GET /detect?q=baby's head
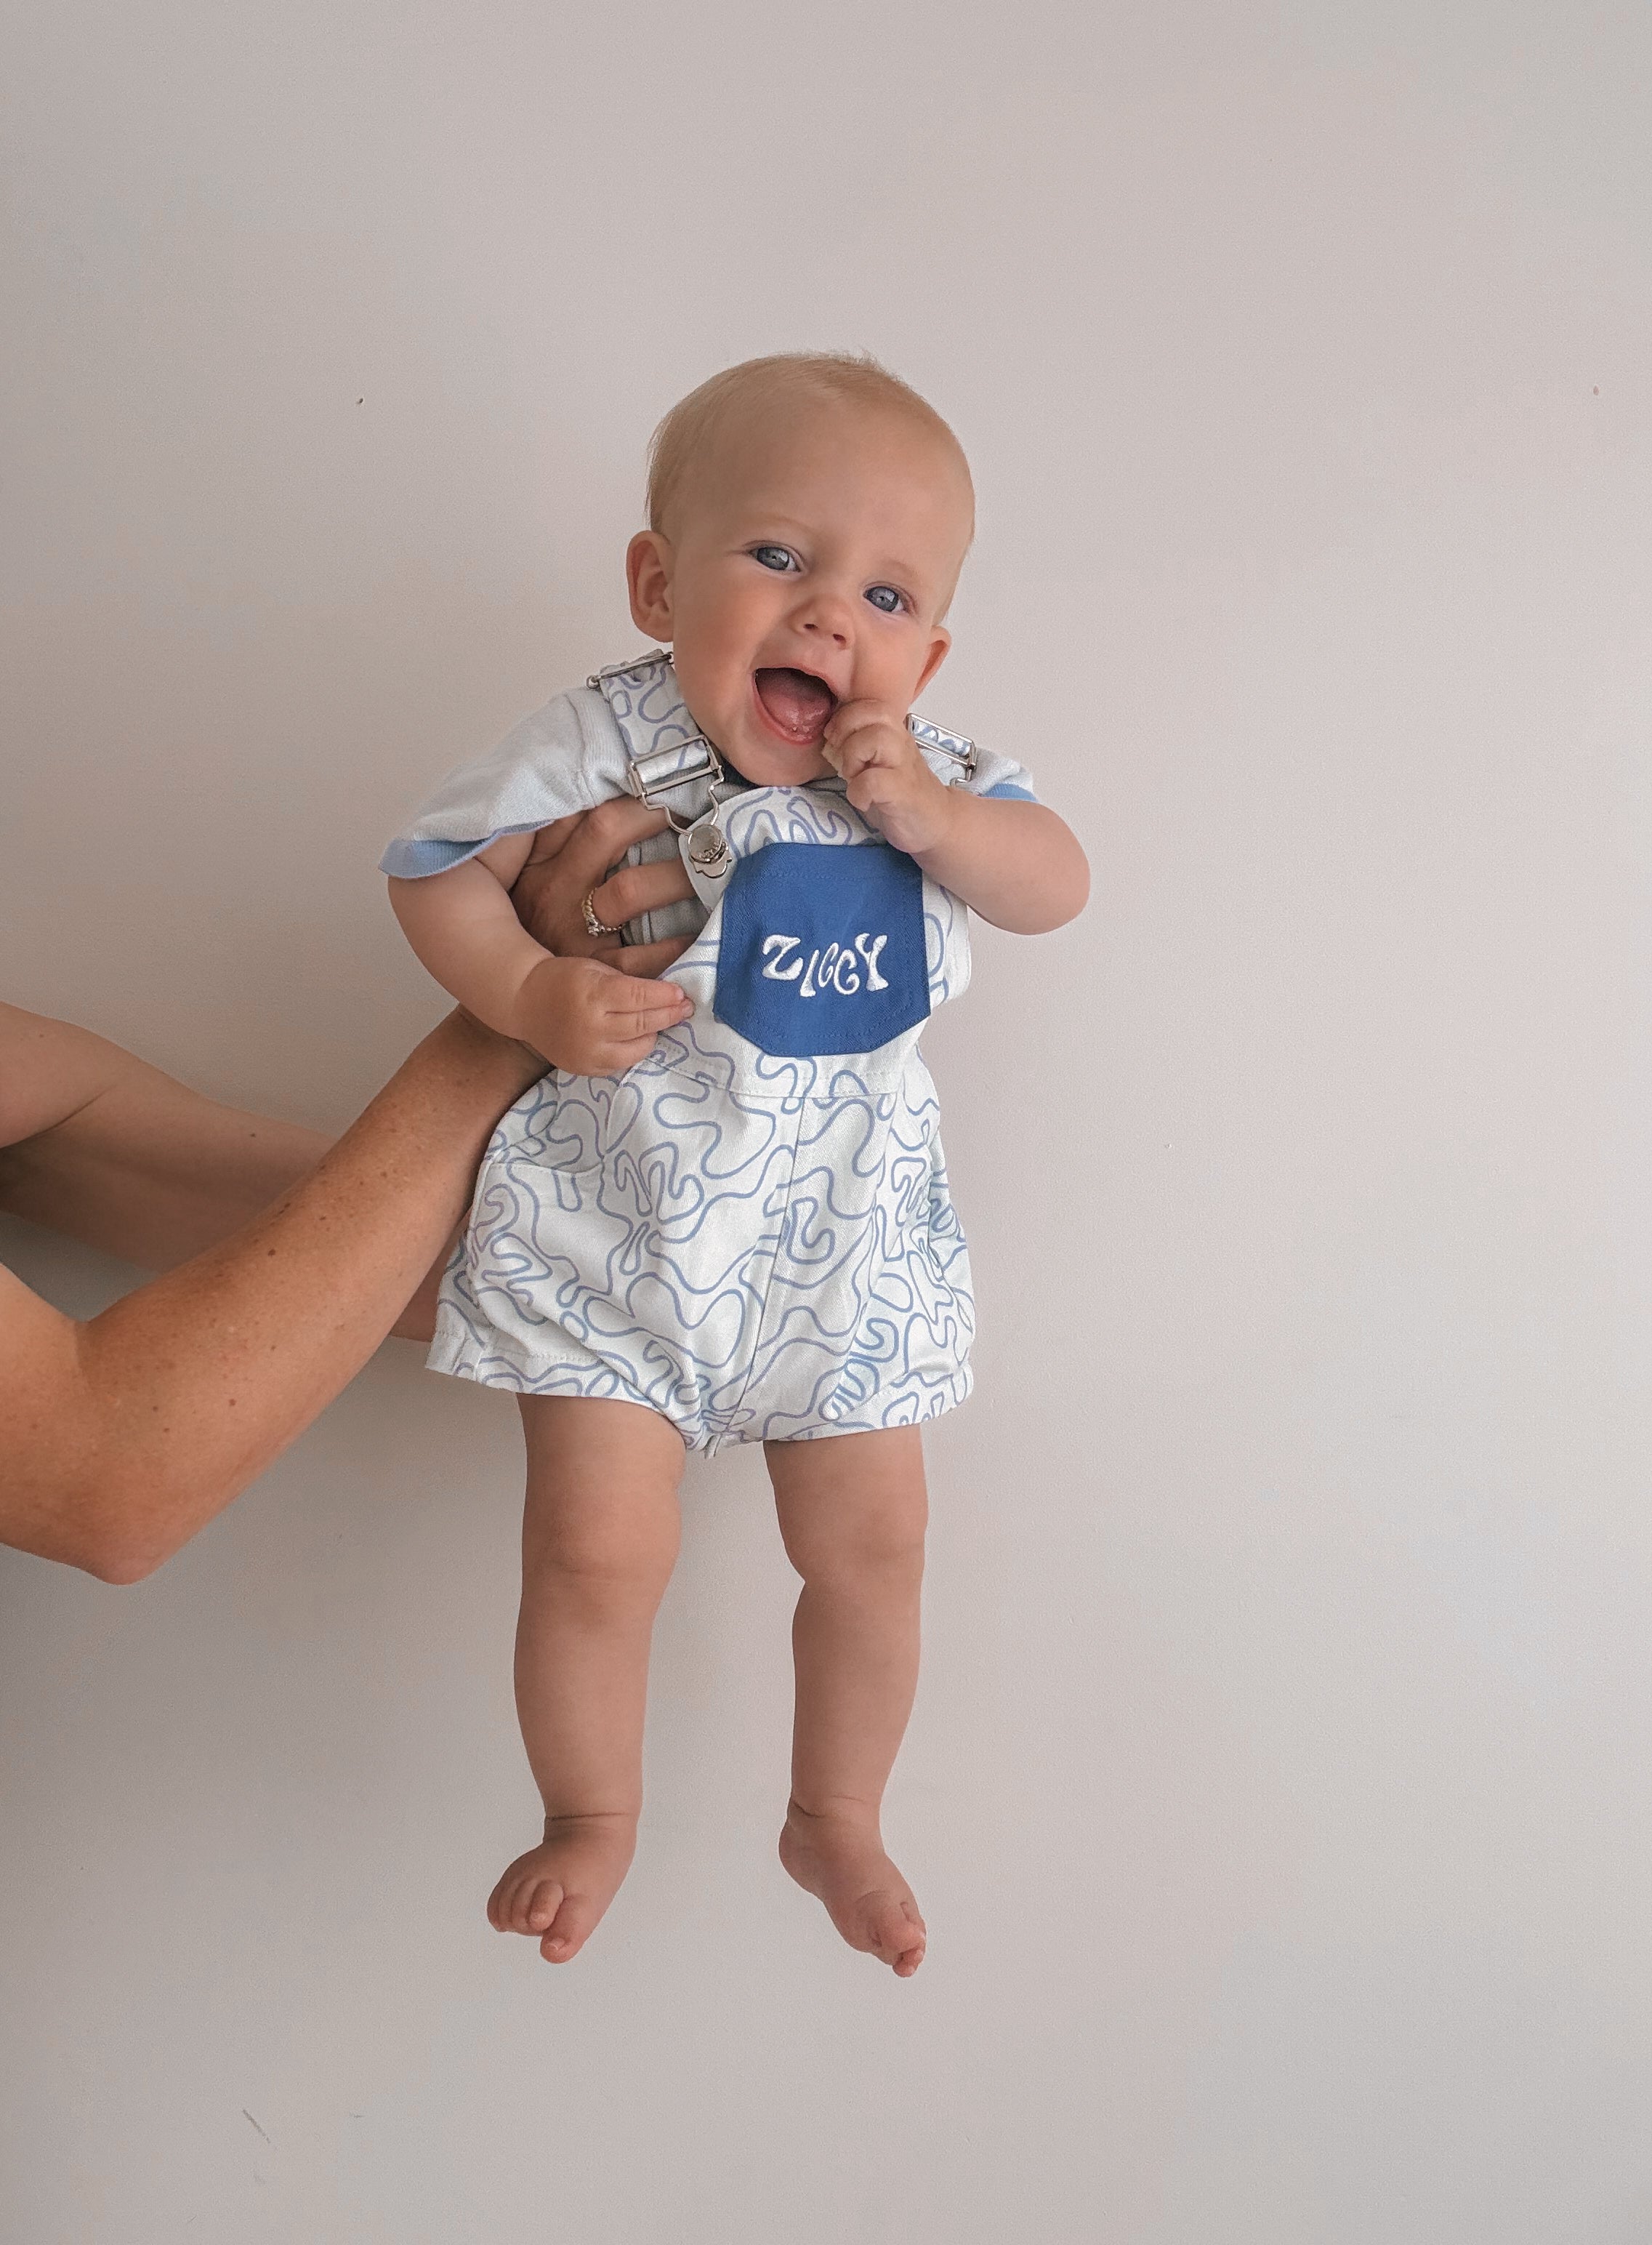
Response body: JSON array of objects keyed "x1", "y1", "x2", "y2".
[{"x1": 626, "y1": 353, "x2": 974, "y2": 786}]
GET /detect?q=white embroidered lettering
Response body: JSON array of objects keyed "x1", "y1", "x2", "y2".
[
  {"x1": 854, "y1": 933, "x2": 890, "y2": 991},
  {"x1": 758, "y1": 931, "x2": 893, "y2": 1000}
]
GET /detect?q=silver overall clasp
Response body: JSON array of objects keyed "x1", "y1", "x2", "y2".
[{"x1": 677, "y1": 798, "x2": 738, "y2": 911}]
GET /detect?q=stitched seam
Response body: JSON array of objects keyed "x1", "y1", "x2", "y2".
[{"x1": 717, "y1": 1099, "x2": 806, "y2": 1442}]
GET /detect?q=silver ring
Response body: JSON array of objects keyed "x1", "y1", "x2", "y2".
[{"x1": 581, "y1": 888, "x2": 623, "y2": 939}]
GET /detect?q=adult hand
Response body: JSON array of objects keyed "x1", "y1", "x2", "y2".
[{"x1": 510, "y1": 798, "x2": 696, "y2": 976}]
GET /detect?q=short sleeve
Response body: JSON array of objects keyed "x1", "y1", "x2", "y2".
[
  {"x1": 379, "y1": 687, "x2": 630, "y2": 879},
  {"x1": 967, "y1": 746, "x2": 1038, "y2": 803}
]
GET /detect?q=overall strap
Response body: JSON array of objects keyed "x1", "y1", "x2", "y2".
[
  {"x1": 906, "y1": 713, "x2": 978, "y2": 782},
  {"x1": 589, "y1": 651, "x2": 725, "y2": 828}
]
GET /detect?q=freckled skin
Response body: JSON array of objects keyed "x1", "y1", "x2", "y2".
[{"x1": 0, "y1": 1002, "x2": 547, "y2": 1580}]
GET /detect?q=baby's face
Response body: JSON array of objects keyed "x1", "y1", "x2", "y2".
[{"x1": 627, "y1": 401, "x2": 972, "y2": 786}]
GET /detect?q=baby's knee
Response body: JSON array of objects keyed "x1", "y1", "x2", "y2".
[
  {"x1": 791, "y1": 1507, "x2": 927, "y2": 1597},
  {"x1": 525, "y1": 1507, "x2": 677, "y2": 1611}
]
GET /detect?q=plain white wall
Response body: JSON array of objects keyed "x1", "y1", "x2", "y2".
[{"x1": 3, "y1": 3, "x2": 1649, "y2": 2238}]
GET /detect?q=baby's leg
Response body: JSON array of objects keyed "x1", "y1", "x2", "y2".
[
  {"x1": 767, "y1": 1426, "x2": 929, "y2": 1977},
  {"x1": 488, "y1": 1395, "x2": 684, "y2": 1963}
]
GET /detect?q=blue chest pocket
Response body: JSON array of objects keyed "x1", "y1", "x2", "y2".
[{"x1": 713, "y1": 842, "x2": 930, "y2": 1059}]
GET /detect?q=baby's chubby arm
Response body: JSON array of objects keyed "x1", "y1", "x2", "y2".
[
  {"x1": 389, "y1": 832, "x2": 693, "y2": 1076},
  {"x1": 823, "y1": 700, "x2": 1089, "y2": 934}
]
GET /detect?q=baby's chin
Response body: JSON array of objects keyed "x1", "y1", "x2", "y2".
[
  {"x1": 696, "y1": 696, "x2": 832, "y2": 786},
  {"x1": 674, "y1": 663, "x2": 832, "y2": 786},
  {"x1": 724, "y1": 737, "x2": 832, "y2": 787}
]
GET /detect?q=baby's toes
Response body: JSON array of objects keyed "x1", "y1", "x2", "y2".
[
  {"x1": 539, "y1": 1889, "x2": 599, "y2": 1964},
  {"x1": 487, "y1": 1866, "x2": 557, "y2": 1935},
  {"x1": 522, "y1": 1877, "x2": 565, "y2": 1935},
  {"x1": 866, "y1": 1897, "x2": 925, "y2": 1972}
]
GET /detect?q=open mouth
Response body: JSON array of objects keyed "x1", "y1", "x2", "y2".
[{"x1": 752, "y1": 667, "x2": 837, "y2": 746}]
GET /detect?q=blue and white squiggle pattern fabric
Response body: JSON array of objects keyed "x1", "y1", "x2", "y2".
[{"x1": 386, "y1": 654, "x2": 1035, "y2": 1452}]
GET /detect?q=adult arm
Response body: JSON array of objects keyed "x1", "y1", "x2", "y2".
[
  {"x1": 0, "y1": 1003, "x2": 331, "y2": 1271},
  {"x1": 0, "y1": 1012, "x2": 541, "y2": 1583},
  {"x1": 0, "y1": 798, "x2": 696, "y2": 1583},
  {"x1": 0, "y1": 803, "x2": 695, "y2": 1286},
  {"x1": 0, "y1": 1005, "x2": 462, "y2": 1347}
]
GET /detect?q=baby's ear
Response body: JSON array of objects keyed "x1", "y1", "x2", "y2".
[
  {"x1": 914, "y1": 625, "x2": 951, "y2": 698},
  {"x1": 626, "y1": 531, "x2": 674, "y2": 639}
]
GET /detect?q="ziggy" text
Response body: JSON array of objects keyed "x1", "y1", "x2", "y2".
[{"x1": 760, "y1": 932, "x2": 891, "y2": 997}]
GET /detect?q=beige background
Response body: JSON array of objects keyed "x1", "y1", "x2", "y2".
[{"x1": 3, "y1": 3, "x2": 1649, "y2": 2238}]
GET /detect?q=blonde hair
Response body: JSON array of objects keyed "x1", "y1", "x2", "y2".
[{"x1": 645, "y1": 350, "x2": 972, "y2": 535}]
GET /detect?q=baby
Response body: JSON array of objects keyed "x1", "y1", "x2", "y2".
[{"x1": 384, "y1": 353, "x2": 1088, "y2": 1975}]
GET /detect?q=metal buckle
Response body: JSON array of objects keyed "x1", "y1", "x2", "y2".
[
  {"x1": 906, "y1": 713, "x2": 977, "y2": 778},
  {"x1": 590, "y1": 649, "x2": 728, "y2": 827},
  {"x1": 623, "y1": 737, "x2": 728, "y2": 830}
]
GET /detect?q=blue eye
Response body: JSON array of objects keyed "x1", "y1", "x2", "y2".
[
  {"x1": 751, "y1": 545, "x2": 797, "y2": 573},
  {"x1": 864, "y1": 584, "x2": 904, "y2": 614}
]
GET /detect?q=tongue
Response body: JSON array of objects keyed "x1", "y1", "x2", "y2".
[{"x1": 754, "y1": 667, "x2": 834, "y2": 742}]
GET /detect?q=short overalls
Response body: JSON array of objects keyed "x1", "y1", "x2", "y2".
[{"x1": 382, "y1": 652, "x2": 1036, "y2": 1452}]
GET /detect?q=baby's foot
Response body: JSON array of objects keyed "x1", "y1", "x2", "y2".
[
  {"x1": 778, "y1": 1801, "x2": 927, "y2": 1977},
  {"x1": 487, "y1": 1811, "x2": 637, "y2": 1964}
]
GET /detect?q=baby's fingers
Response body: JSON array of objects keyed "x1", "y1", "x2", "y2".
[
  {"x1": 826, "y1": 728, "x2": 878, "y2": 782},
  {"x1": 600, "y1": 976, "x2": 693, "y2": 1029},
  {"x1": 577, "y1": 975, "x2": 693, "y2": 1074}
]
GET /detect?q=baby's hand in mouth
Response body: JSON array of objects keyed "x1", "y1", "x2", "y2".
[
  {"x1": 822, "y1": 699, "x2": 954, "y2": 855},
  {"x1": 822, "y1": 697, "x2": 909, "y2": 772}
]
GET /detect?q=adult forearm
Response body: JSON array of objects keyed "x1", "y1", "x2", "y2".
[
  {"x1": 0, "y1": 1003, "x2": 334, "y2": 1268},
  {"x1": 21, "y1": 1013, "x2": 540, "y2": 1580},
  {"x1": 0, "y1": 1085, "x2": 330, "y2": 1271}
]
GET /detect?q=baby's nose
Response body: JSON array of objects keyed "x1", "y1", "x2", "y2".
[{"x1": 801, "y1": 604, "x2": 853, "y2": 648}]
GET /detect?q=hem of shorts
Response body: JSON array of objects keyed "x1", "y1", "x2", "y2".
[
  {"x1": 427, "y1": 1312, "x2": 654, "y2": 1408},
  {"x1": 429, "y1": 1306, "x2": 972, "y2": 1448},
  {"x1": 763, "y1": 1363, "x2": 974, "y2": 1445}
]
